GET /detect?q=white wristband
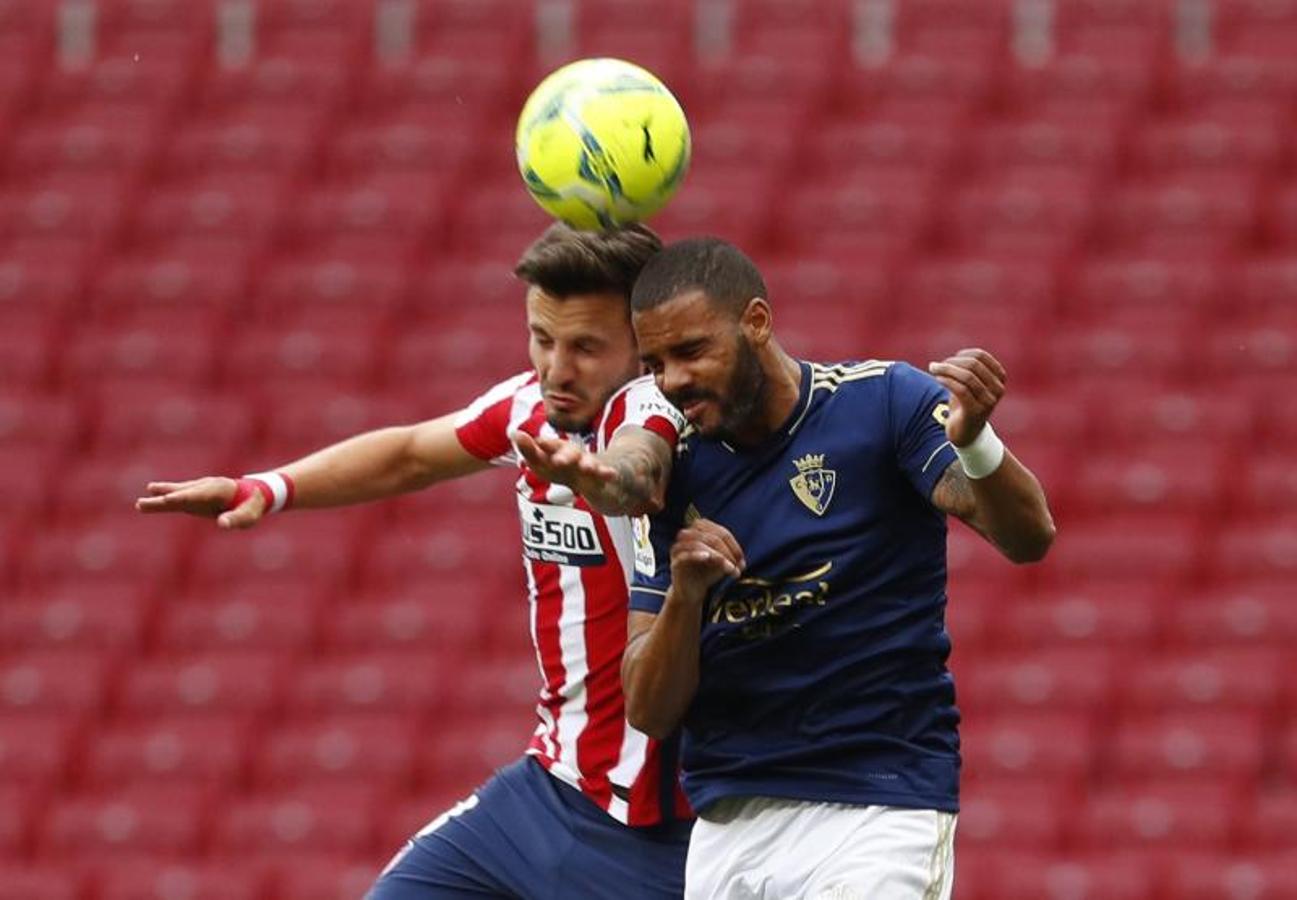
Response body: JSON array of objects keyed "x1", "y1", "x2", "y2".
[
  {"x1": 243, "y1": 471, "x2": 293, "y2": 513},
  {"x1": 953, "y1": 423, "x2": 1006, "y2": 480}
]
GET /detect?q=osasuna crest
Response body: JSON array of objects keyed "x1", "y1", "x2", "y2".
[{"x1": 790, "y1": 453, "x2": 836, "y2": 517}]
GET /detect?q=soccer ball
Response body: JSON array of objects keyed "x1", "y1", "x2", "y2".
[{"x1": 516, "y1": 57, "x2": 691, "y2": 230}]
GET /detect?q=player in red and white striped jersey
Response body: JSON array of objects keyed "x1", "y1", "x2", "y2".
[{"x1": 137, "y1": 224, "x2": 692, "y2": 898}]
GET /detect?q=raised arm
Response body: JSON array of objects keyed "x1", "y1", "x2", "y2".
[
  {"x1": 622, "y1": 519, "x2": 744, "y2": 739},
  {"x1": 135, "y1": 413, "x2": 490, "y2": 529},
  {"x1": 927, "y1": 348, "x2": 1056, "y2": 564},
  {"x1": 514, "y1": 425, "x2": 674, "y2": 517}
]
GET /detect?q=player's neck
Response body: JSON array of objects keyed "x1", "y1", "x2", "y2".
[{"x1": 731, "y1": 345, "x2": 802, "y2": 446}]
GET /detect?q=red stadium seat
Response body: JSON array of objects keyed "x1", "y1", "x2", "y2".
[
  {"x1": 20, "y1": 523, "x2": 185, "y2": 588},
  {"x1": 252, "y1": 715, "x2": 417, "y2": 789},
  {"x1": 1082, "y1": 386, "x2": 1255, "y2": 446},
  {"x1": 446, "y1": 181, "x2": 559, "y2": 259},
  {"x1": 1106, "y1": 711, "x2": 1266, "y2": 786},
  {"x1": 996, "y1": 581, "x2": 1163, "y2": 650},
  {"x1": 0, "y1": 392, "x2": 82, "y2": 451},
  {"x1": 362, "y1": 517, "x2": 523, "y2": 589},
  {"x1": 53, "y1": 447, "x2": 229, "y2": 525},
  {"x1": 1042, "y1": 514, "x2": 1203, "y2": 583},
  {"x1": 284, "y1": 653, "x2": 449, "y2": 716},
  {"x1": 199, "y1": 54, "x2": 354, "y2": 113},
  {"x1": 0, "y1": 863, "x2": 84, "y2": 900},
  {"x1": 1122, "y1": 649, "x2": 1283, "y2": 713},
  {"x1": 0, "y1": 174, "x2": 129, "y2": 244},
  {"x1": 415, "y1": 257, "x2": 524, "y2": 312},
  {"x1": 210, "y1": 787, "x2": 378, "y2": 856},
  {"x1": 188, "y1": 517, "x2": 360, "y2": 591},
  {"x1": 0, "y1": 238, "x2": 92, "y2": 316},
  {"x1": 414, "y1": 709, "x2": 533, "y2": 791},
  {"x1": 328, "y1": 115, "x2": 477, "y2": 179},
  {"x1": 969, "y1": 115, "x2": 1122, "y2": 175},
  {"x1": 991, "y1": 389, "x2": 1089, "y2": 444},
  {"x1": 37, "y1": 787, "x2": 210, "y2": 859},
  {"x1": 943, "y1": 172, "x2": 1096, "y2": 256},
  {"x1": 1213, "y1": 517, "x2": 1297, "y2": 581},
  {"x1": 1131, "y1": 113, "x2": 1285, "y2": 174},
  {"x1": 1099, "y1": 174, "x2": 1260, "y2": 253},
  {"x1": 356, "y1": 56, "x2": 516, "y2": 120},
  {"x1": 1002, "y1": 54, "x2": 1155, "y2": 116},
  {"x1": 781, "y1": 171, "x2": 936, "y2": 257},
  {"x1": 319, "y1": 595, "x2": 485, "y2": 652},
  {"x1": 693, "y1": 55, "x2": 833, "y2": 112},
  {"x1": 0, "y1": 447, "x2": 57, "y2": 521},
  {"x1": 1072, "y1": 444, "x2": 1225, "y2": 514},
  {"x1": 1043, "y1": 322, "x2": 1194, "y2": 383},
  {"x1": 162, "y1": 106, "x2": 324, "y2": 176},
  {"x1": 952, "y1": 648, "x2": 1115, "y2": 715},
  {"x1": 1241, "y1": 791, "x2": 1297, "y2": 850},
  {"x1": 131, "y1": 173, "x2": 288, "y2": 247},
  {"x1": 1169, "y1": 580, "x2": 1297, "y2": 649},
  {"x1": 91, "y1": 384, "x2": 252, "y2": 451},
  {"x1": 117, "y1": 652, "x2": 285, "y2": 717},
  {"x1": 0, "y1": 651, "x2": 111, "y2": 716},
  {"x1": 7, "y1": 108, "x2": 162, "y2": 177},
  {"x1": 83, "y1": 715, "x2": 254, "y2": 790},
  {"x1": 0, "y1": 311, "x2": 57, "y2": 387},
  {"x1": 0, "y1": 584, "x2": 150, "y2": 653},
  {"x1": 1074, "y1": 784, "x2": 1239, "y2": 849},
  {"x1": 957, "y1": 778, "x2": 1074, "y2": 850},
  {"x1": 961, "y1": 713, "x2": 1096, "y2": 783},
  {"x1": 900, "y1": 256, "x2": 1060, "y2": 321},
  {"x1": 89, "y1": 246, "x2": 252, "y2": 320},
  {"x1": 1163, "y1": 852, "x2": 1297, "y2": 900},
  {"x1": 218, "y1": 322, "x2": 384, "y2": 391},
  {"x1": 283, "y1": 176, "x2": 442, "y2": 258},
  {"x1": 978, "y1": 851, "x2": 1158, "y2": 900},
  {"x1": 809, "y1": 114, "x2": 958, "y2": 176},
  {"x1": 271, "y1": 856, "x2": 383, "y2": 900},
  {"x1": 62, "y1": 323, "x2": 218, "y2": 387},
  {"x1": 96, "y1": 857, "x2": 267, "y2": 900},
  {"x1": 838, "y1": 55, "x2": 995, "y2": 113},
  {"x1": 0, "y1": 714, "x2": 78, "y2": 789},
  {"x1": 650, "y1": 171, "x2": 777, "y2": 252},
  {"x1": 156, "y1": 594, "x2": 319, "y2": 653}
]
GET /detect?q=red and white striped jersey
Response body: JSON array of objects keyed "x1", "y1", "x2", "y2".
[{"x1": 453, "y1": 371, "x2": 691, "y2": 827}]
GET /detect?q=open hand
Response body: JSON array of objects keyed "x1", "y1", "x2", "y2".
[
  {"x1": 135, "y1": 476, "x2": 267, "y2": 530},
  {"x1": 928, "y1": 348, "x2": 1007, "y2": 448},
  {"x1": 514, "y1": 431, "x2": 618, "y2": 492}
]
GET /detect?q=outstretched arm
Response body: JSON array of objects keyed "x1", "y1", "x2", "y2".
[
  {"x1": 514, "y1": 425, "x2": 674, "y2": 517},
  {"x1": 927, "y1": 349, "x2": 1056, "y2": 564},
  {"x1": 136, "y1": 413, "x2": 490, "y2": 530}
]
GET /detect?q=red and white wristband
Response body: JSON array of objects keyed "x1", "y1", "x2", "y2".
[{"x1": 229, "y1": 471, "x2": 296, "y2": 514}]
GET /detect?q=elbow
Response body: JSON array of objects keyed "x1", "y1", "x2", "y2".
[
  {"x1": 1007, "y1": 518, "x2": 1057, "y2": 565},
  {"x1": 623, "y1": 685, "x2": 677, "y2": 741}
]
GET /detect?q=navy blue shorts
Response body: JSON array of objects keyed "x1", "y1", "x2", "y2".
[{"x1": 367, "y1": 757, "x2": 690, "y2": 900}]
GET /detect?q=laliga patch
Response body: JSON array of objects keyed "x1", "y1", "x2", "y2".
[
  {"x1": 632, "y1": 515, "x2": 656, "y2": 577},
  {"x1": 518, "y1": 497, "x2": 606, "y2": 567}
]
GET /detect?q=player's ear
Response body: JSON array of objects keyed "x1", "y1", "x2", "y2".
[{"x1": 740, "y1": 297, "x2": 773, "y2": 347}]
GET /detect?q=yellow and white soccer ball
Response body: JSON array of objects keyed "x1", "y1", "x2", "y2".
[{"x1": 516, "y1": 57, "x2": 691, "y2": 230}]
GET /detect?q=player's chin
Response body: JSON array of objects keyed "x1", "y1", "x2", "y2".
[{"x1": 544, "y1": 404, "x2": 597, "y2": 434}]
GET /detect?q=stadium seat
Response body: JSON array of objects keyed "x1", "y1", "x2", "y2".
[
  {"x1": 0, "y1": 173, "x2": 129, "y2": 244},
  {"x1": 957, "y1": 648, "x2": 1115, "y2": 715},
  {"x1": 1072, "y1": 444, "x2": 1225, "y2": 514},
  {"x1": 977, "y1": 850, "x2": 1158, "y2": 900},
  {"x1": 95, "y1": 857, "x2": 267, "y2": 900},
  {"x1": 37, "y1": 786, "x2": 210, "y2": 859},
  {"x1": 1105, "y1": 711, "x2": 1266, "y2": 786},
  {"x1": 1122, "y1": 649, "x2": 1283, "y2": 713},
  {"x1": 809, "y1": 114, "x2": 959, "y2": 177},
  {"x1": 414, "y1": 708, "x2": 534, "y2": 791},
  {"x1": 0, "y1": 311, "x2": 56, "y2": 386},
  {"x1": 1042, "y1": 514, "x2": 1204, "y2": 582},
  {"x1": 943, "y1": 172, "x2": 1097, "y2": 256},
  {"x1": 53, "y1": 446, "x2": 229, "y2": 525},
  {"x1": 969, "y1": 115, "x2": 1122, "y2": 175},
  {"x1": 1067, "y1": 253, "x2": 1225, "y2": 315},
  {"x1": 0, "y1": 863, "x2": 84, "y2": 900},
  {"x1": 1163, "y1": 851, "x2": 1297, "y2": 900},
  {"x1": 89, "y1": 245, "x2": 252, "y2": 321},
  {"x1": 356, "y1": 55, "x2": 516, "y2": 120},
  {"x1": 62, "y1": 322, "x2": 218, "y2": 387},
  {"x1": 838, "y1": 55, "x2": 996, "y2": 114},
  {"x1": 957, "y1": 778, "x2": 1074, "y2": 850},
  {"x1": 252, "y1": 715, "x2": 417, "y2": 789},
  {"x1": 83, "y1": 715, "x2": 254, "y2": 790},
  {"x1": 0, "y1": 713, "x2": 78, "y2": 789},
  {"x1": 961, "y1": 712, "x2": 1096, "y2": 783},
  {"x1": 0, "y1": 584, "x2": 150, "y2": 653},
  {"x1": 284, "y1": 653, "x2": 450, "y2": 716},
  {"x1": 1169, "y1": 580, "x2": 1297, "y2": 649},
  {"x1": 20, "y1": 522, "x2": 186, "y2": 588},
  {"x1": 0, "y1": 447, "x2": 57, "y2": 521},
  {"x1": 7, "y1": 108, "x2": 162, "y2": 177},
  {"x1": 1131, "y1": 113, "x2": 1285, "y2": 173},
  {"x1": 1043, "y1": 322, "x2": 1194, "y2": 383},
  {"x1": 283, "y1": 176, "x2": 441, "y2": 258},
  {"x1": 1213, "y1": 517, "x2": 1297, "y2": 581},
  {"x1": 1099, "y1": 174, "x2": 1260, "y2": 254},
  {"x1": 996, "y1": 581, "x2": 1163, "y2": 649},
  {"x1": 131, "y1": 173, "x2": 288, "y2": 247},
  {"x1": 162, "y1": 106, "x2": 324, "y2": 176},
  {"x1": 1074, "y1": 784, "x2": 1239, "y2": 850},
  {"x1": 1241, "y1": 791, "x2": 1297, "y2": 850},
  {"x1": 1082, "y1": 387, "x2": 1255, "y2": 446},
  {"x1": 0, "y1": 391, "x2": 82, "y2": 451},
  {"x1": 210, "y1": 786, "x2": 379, "y2": 857},
  {"x1": 650, "y1": 172, "x2": 778, "y2": 253},
  {"x1": 1001, "y1": 54, "x2": 1155, "y2": 116},
  {"x1": 0, "y1": 652, "x2": 112, "y2": 717},
  {"x1": 362, "y1": 516, "x2": 523, "y2": 589},
  {"x1": 217, "y1": 322, "x2": 385, "y2": 391},
  {"x1": 155, "y1": 593, "x2": 319, "y2": 653},
  {"x1": 116, "y1": 652, "x2": 285, "y2": 717},
  {"x1": 0, "y1": 237, "x2": 92, "y2": 315},
  {"x1": 319, "y1": 595, "x2": 485, "y2": 652},
  {"x1": 781, "y1": 171, "x2": 937, "y2": 257},
  {"x1": 187, "y1": 516, "x2": 360, "y2": 590},
  {"x1": 268, "y1": 855, "x2": 383, "y2": 899}
]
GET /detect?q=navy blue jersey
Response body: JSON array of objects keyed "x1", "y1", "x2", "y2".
[{"x1": 629, "y1": 360, "x2": 962, "y2": 814}]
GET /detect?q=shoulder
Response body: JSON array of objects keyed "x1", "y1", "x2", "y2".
[
  {"x1": 600, "y1": 374, "x2": 685, "y2": 446},
  {"x1": 807, "y1": 359, "x2": 894, "y2": 404},
  {"x1": 454, "y1": 371, "x2": 540, "y2": 429}
]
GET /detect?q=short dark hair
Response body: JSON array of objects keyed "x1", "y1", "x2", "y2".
[
  {"x1": 630, "y1": 236, "x2": 768, "y2": 316},
  {"x1": 515, "y1": 222, "x2": 663, "y2": 300}
]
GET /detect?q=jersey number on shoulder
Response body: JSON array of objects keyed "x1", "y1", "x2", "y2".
[{"x1": 518, "y1": 496, "x2": 607, "y2": 567}]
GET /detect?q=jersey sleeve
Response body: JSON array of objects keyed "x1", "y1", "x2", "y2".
[
  {"x1": 887, "y1": 362, "x2": 958, "y2": 501},
  {"x1": 602, "y1": 376, "x2": 686, "y2": 449},
  {"x1": 628, "y1": 490, "x2": 686, "y2": 615},
  {"x1": 453, "y1": 371, "x2": 532, "y2": 467}
]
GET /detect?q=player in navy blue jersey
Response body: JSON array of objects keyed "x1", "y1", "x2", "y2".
[{"x1": 620, "y1": 237, "x2": 1056, "y2": 899}]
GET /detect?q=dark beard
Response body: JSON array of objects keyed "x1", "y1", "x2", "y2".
[{"x1": 712, "y1": 335, "x2": 767, "y2": 443}]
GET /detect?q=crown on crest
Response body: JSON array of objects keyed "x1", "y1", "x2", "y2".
[{"x1": 793, "y1": 453, "x2": 825, "y2": 473}]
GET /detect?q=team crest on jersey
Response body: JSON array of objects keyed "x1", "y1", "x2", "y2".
[{"x1": 789, "y1": 453, "x2": 836, "y2": 517}]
